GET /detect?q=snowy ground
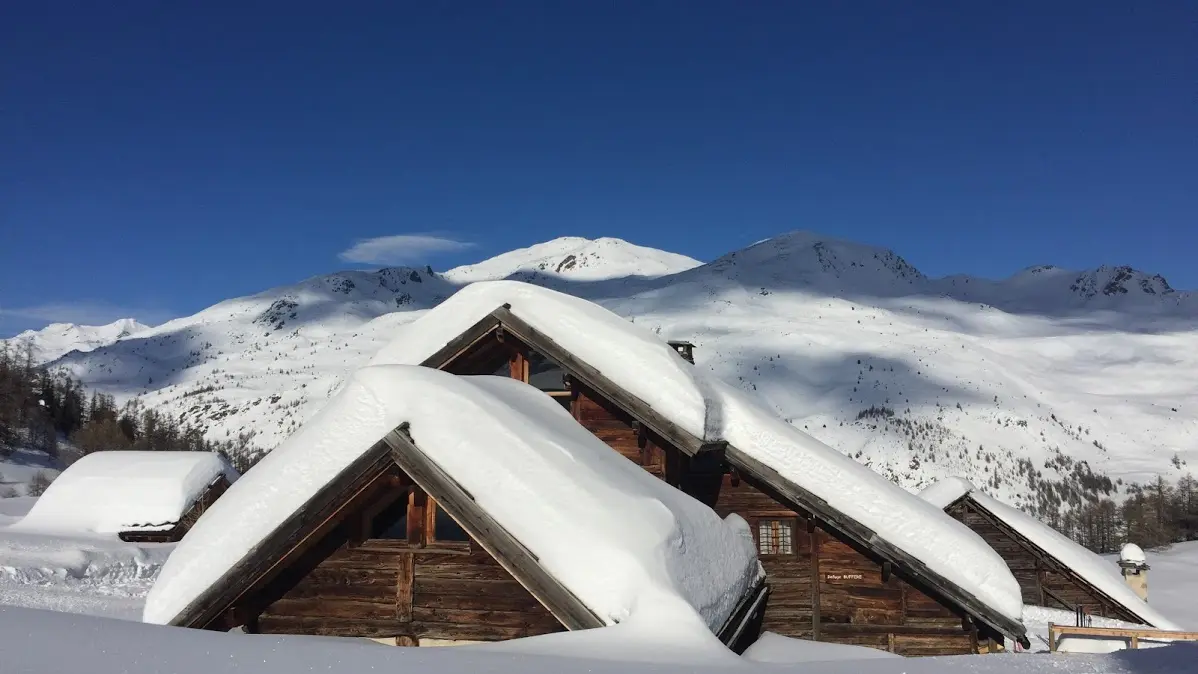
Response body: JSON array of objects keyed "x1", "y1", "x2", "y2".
[
  {"x1": 0, "y1": 497, "x2": 171, "y2": 620},
  {"x1": 1103, "y1": 540, "x2": 1198, "y2": 631},
  {"x1": 3, "y1": 604, "x2": 1197, "y2": 674}
]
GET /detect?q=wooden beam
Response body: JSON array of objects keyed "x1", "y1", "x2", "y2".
[
  {"x1": 418, "y1": 314, "x2": 503, "y2": 371},
  {"x1": 810, "y1": 522, "x2": 821, "y2": 641},
  {"x1": 724, "y1": 445, "x2": 1028, "y2": 646},
  {"x1": 1047, "y1": 623, "x2": 1198, "y2": 652},
  {"x1": 381, "y1": 424, "x2": 604, "y2": 632},
  {"x1": 488, "y1": 307, "x2": 709, "y2": 457}
]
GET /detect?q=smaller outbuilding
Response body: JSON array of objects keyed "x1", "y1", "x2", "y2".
[
  {"x1": 11, "y1": 451, "x2": 239, "y2": 543},
  {"x1": 919, "y1": 477, "x2": 1180, "y2": 630}
]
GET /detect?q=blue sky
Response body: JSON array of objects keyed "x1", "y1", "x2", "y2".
[{"x1": 2, "y1": 2, "x2": 1194, "y2": 335}]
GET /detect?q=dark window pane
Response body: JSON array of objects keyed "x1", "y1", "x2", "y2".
[
  {"x1": 527, "y1": 351, "x2": 567, "y2": 391},
  {"x1": 434, "y1": 506, "x2": 470, "y2": 542},
  {"x1": 369, "y1": 496, "x2": 409, "y2": 539}
]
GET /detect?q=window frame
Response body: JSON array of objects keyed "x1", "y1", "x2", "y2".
[{"x1": 755, "y1": 517, "x2": 797, "y2": 555}]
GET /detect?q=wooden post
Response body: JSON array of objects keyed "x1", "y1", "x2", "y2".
[
  {"x1": 1130, "y1": 634, "x2": 1139, "y2": 649},
  {"x1": 810, "y1": 520, "x2": 821, "y2": 641},
  {"x1": 396, "y1": 553, "x2": 414, "y2": 623},
  {"x1": 887, "y1": 632, "x2": 896, "y2": 653},
  {"x1": 407, "y1": 490, "x2": 426, "y2": 546},
  {"x1": 1048, "y1": 622, "x2": 1056, "y2": 653}
]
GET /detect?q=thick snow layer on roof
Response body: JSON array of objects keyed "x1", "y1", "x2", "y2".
[
  {"x1": 918, "y1": 479, "x2": 1181, "y2": 630},
  {"x1": 11, "y1": 452, "x2": 237, "y2": 535},
  {"x1": 916, "y1": 476, "x2": 974, "y2": 510},
  {"x1": 143, "y1": 366, "x2": 761, "y2": 632},
  {"x1": 370, "y1": 281, "x2": 1024, "y2": 627}
]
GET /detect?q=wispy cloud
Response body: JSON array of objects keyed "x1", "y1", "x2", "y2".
[
  {"x1": 0, "y1": 301, "x2": 173, "y2": 336},
  {"x1": 338, "y1": 234, "x2": 475, "y2": 266}
]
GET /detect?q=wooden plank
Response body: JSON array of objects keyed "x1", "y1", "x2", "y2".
[
  {"x1": 257, "y1": 615, "x2": 408, "y2": 638},
  {"x1": 170, "y1": 443, "x2": 396, "y2": 629},
  {"x1": 489, "y1": 307, "x2": 710, "y2": 457},
  {"x1": 382, "y1": 425, "x2": 603, "y2": 632},
  {"x1": 724, "y1": 446, "x2": 1028, "y2": 646}
]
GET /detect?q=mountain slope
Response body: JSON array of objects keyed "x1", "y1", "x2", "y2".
[
  {"x1": 47, "y1": 234, "x2": 1198, "y2": 518},
  {"x1": 2, "y1": 319, "x2": 150, "y2": 364}
]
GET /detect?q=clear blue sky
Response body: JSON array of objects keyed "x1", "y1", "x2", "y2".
[{"x1": 2, "y1": 2, "x2": 1194, "y2": 335}]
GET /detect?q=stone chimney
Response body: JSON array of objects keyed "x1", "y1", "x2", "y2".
[
  {"x1": 1118, "y1": 543, "x2": 1149, "y2": 601},
  {"x1": 668, "y1": 340, "x2": 695, "y2": 364}
]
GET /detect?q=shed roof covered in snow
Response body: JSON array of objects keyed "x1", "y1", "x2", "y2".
[
  {"x1": 144, "y1": 366, "x2": 765, "y2": 645},
  {"x1": 919, "y1": 478, "x2": 1181, "y2": 630},
  {"x1": 367, "y1": 280, "x2": 1028, "y2": 644},
  {"x1": 11, "y1": 451, "x2": 237, "y2": 540}
]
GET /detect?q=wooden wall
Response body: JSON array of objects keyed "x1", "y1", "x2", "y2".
[
  {"x1": 254, "y1": 481, "x2": 565, "y2": 644},
  {"x1": 568, "y1": 380, "x2": 984, "y2": 656},
  {"x1": 946, "y1": 499, "x2": 1139, "y2": 623},
  {"x1": 437, "y1": 334, "x2": 997, "y2": 655},
  {"x1": 713, "y1": 474, "x2": 981, "y2": 656}
]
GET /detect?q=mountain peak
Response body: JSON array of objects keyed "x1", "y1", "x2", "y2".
[
  {"x1": 705, "y1": 231, "x2": 927, "y2": 289},
  {"x1": 442, "y1": 236, "x2": 702, "y2": 283},
  {"x1": 2, "y1": 318, "x2": 151, "y2": 364}
]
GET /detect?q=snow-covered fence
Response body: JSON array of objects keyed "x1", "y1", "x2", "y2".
[{"x1": 1047, "y1": 623, "x2": 1198, "y2": 652}]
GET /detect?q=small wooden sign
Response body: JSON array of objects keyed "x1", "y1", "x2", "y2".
[{"x1": 822, "y1": 573, "x2": 865, "y2": 582}]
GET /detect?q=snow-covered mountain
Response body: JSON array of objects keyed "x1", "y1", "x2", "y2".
[
  {"x1": 442, "y1": 236, "x2": 702, "y2": 283},
  {"x1": 44, "y1": 234, "x2": 1198, "y2": 517},
  {"x1": 2, "y1": 319, "x2": 150, "y2": 364}
]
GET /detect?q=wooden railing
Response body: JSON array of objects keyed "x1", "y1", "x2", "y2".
[{"x1": 1048, "y1": 623, "x2": 1198, "y2": 652}]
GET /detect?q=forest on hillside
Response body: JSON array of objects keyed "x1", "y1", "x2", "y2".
[{"x1": 0, "y1": 341, "x2": 260, "y2": 496}]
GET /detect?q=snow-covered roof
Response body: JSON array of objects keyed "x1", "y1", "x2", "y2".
[
  {"x1": 1120, "y1": 543, "x2": 1147, "y2": 565},
  {"x1": 11, "y1": 451, "x2": 237, "y2": 535},
  {"x1": 144, "y1": 365, "x2": 762, "y2": 633},
  {"x1": 368, "y1": 280, "x2": 1026, "y2": 632},
  {"x1": 918, "y1": 479, "x2": 1181, "y2": 630},
  {"x1": 917, "y1": 476, "x2": 975, "y2": 510}
]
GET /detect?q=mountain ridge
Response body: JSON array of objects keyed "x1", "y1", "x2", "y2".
[{"x1": 27, "y1": 233, "x2": 1197, "y2": 521}]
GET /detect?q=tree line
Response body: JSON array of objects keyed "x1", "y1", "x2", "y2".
[
  {"x1": 1, "y1": 341, "x2": 261, "y2": 480},
  {"x1": 1036, "y1": 472, "x2": 1198, "y2": 554}
]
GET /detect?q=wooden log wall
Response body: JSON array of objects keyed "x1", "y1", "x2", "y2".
[
  {"x1": 711, "y1": 474, "x2": 980, "y2": 656},
  {"x1": 946, "y1": 500, "x2": 1139, "y2": 623},
  {"x1": 256, "y1": 489, "x2": 564, "y2": 643}
]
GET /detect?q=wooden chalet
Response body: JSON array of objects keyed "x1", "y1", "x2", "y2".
[
  {"x1": 413, "y1": 303, "x2": 1029, "y2": 656},
  {"x1": 160, "y1": 422, "x2": 767, "y2": 650},
  {"x1": 925, "y1": 480, "x2": 1172, "y2": 628}
]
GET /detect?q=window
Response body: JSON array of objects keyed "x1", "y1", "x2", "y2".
[
  {"x1": 433, "y1": 506, "x2": 469, "y2": 542},
  {"x1": 757, "y1": 519, "x2": 794, "y2": 555},
  {"x1": 368, "y1": 495, "x2": 409, "y2": 539},
  {"x1": 527, "y1": 351, "x2": 567, "y2": 392}
]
